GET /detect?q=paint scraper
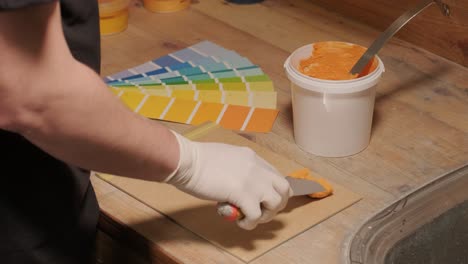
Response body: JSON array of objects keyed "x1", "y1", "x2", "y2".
[{"x1": 217, "y1": 176, "x2": 327, "y2": 221}]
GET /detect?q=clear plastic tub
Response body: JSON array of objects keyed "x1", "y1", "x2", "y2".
[
  {"x1": 284, "y1": 42, "x2": 385, "y2": 157},
  {"x1": 98, "y1": 0, "x2": 130, "y2": 35}
]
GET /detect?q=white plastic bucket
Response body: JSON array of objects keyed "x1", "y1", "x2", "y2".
[{"x1": 284, "y1": 42, "x2": 385, "y2": 157}]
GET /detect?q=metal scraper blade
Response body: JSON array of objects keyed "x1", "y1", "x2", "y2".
[{"x1": 286, "y1": 176, "x2": 326, "y2": 196}]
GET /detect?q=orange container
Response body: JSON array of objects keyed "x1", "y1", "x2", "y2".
[
  {"x1": 98, "y1": 0, "x2": 130, "y2": 35},
  {"x1": 143, "y1": 0, "x2": 190, "y2": 13}
]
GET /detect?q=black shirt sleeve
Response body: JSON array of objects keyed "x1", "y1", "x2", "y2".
[
  {"x1": 0, "y1": 0, "x2": 101, "y2": 73},
  {"x1": 0, "y1": 0, "x2": 101, "y2": 257}
]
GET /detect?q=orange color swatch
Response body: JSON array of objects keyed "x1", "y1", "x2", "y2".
[
  {"x1": 245, "y1": 108, "x2": 278, "y2": 132},
  {"x1": 190, "y1": 102, "x2": 224, "y2": 125},
  {"x1": 299, "y1": 41, "x2": 378, "y2": 80},
  {"x1": 219, "y1": 105, "x2": 251, "y2": 130}
]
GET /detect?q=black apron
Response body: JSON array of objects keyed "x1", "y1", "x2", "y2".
[{"x1": 0, "y1": 1, "x2": 101, "y2": 263}]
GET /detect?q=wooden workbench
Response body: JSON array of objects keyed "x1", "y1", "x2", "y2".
[{"x1": 93, "y1": 0, "x2": 468, "y2": 263}]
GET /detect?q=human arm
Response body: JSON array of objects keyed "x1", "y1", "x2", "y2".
[
  {"x1": 0, "y1": 1, "x2": 291, "y2": 229},
  {"x1": 0, "y1": 2, "x2": 179, "y2": 180}
]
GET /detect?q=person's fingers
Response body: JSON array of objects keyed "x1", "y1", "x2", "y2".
[
  {"x1": 273, "y1": 178, "x2": 291, "y2": 220},
  {"x1": 258, "y1": 191, "x2": 282, "y2": 223},
  {"x1": 236, "y1": 199, "x2": 262, "y2": 230},
  {"x1": 272, "y1": 175, "x2": 292, "y2": 209},
  {"x1": 255, "y1": 155, "x2": 292, "y2": 198},
  {"x1": 256, "y1": 155, "x2": 281, "y2": 175}
]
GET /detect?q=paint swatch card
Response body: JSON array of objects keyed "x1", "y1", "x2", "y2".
[
  {"x1": 106, "y1": 41, "x2": 279, "y2": 132},
  {"x1": 105, "y1": 41, "x2": 254, "y2": 82},
  {"x1": 106, "y1": 66, "x2": 265, "y2": 86},
  {"x1": 110, "y1": 87, "x2": 277, "y2": 109},
  {"x1": 114, "y1": 89, "x2": 278, "y2": 133},
  {"x1": 108, "y1": 74, "x2": 274, "y2": 89}
]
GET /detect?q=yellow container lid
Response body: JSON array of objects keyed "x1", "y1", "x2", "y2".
[
  {"x1": 99, "y1": 8, "x2": 129, "y2": 35},
  {"x1": 143, "y1": 0, "x2": 191, "y2": 13},
  {"x1": 98, "y1": 0, "x2": 130, "y2": 17}
]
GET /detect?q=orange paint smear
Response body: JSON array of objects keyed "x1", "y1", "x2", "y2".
[
  {"x1": 288, "y1": 168, "x2": 333, "y2": 199},
  {"x1": 299, "y1": 42, "x2": 378, "y2": 80}
]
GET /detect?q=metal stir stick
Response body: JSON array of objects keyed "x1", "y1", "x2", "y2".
[{"x1": 350, "y1": 0, "x2": 450, "y2": 76}]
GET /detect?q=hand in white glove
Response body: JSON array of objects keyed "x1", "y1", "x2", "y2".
[{"x1": 165, "y1": 131, "x2": 292, "y2": 230}]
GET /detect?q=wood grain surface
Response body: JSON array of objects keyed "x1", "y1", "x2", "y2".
[
  {"x1": 95, "y1": 126, "x2": 361, "y2": 262},
  {"x1": 95, "y1": 0, "x2": 468, "y2": 263},
  {"x1": 309, "y1": 0, "x2": 468, "y2": 67}
]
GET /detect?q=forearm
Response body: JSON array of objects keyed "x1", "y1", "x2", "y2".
[
  {"x1": 0, "y1": 2, "x2": 179, "y2": 181},
  {"x1": 20, "y1": 61, "x2": 179, "y2": 181}
]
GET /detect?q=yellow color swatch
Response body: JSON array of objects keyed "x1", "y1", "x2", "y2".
[
  {"x1": 249, "y1": 81, "x2": 275, "y2": 91},
  {"x1": 109, "y1": 88, "x2": 121, "y2": 95},
  {"x1": 164, "y1": 99, "x2": 198, "y2": 123},
  {"x1": 141, "y1": 84, "x2": 165, "y2": 89},
  {"x1": 196, "y1": 83, "x2": 219, "y2": 90},
  {"x1": 169, "y1": 84, "x2": 193, "y2": 90},
  {"x1": 120, "y1": 91, "x2": 145, "y2": 110},
  {"x1": 114, "y1": 87, "x2": 278, "y2": 108},
  {"x1": 252, "y1": 91, "x2": 277, "y2": 109},
  {"x1": 223, "y1": 82, "x2": 246, "y2": 91},
  {"x1": 137, "y1": 95, "x2": 172, "y2": 119},
  {"x1": 172, "y1": 89, "x2": 195, "y2": 100},
  {"x1": 142, "y1": 89, "x2": 168, "y2": 97},
  {"x1": 198, "y1": 90, "x2": 222, "y2": 103},
  {"x1": 225, "y1": 91, "x2": 249, "y2": 106}
]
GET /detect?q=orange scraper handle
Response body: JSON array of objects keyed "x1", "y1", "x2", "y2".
[{"x1": 217, "y1": 202, "x2": 244, "y2": 221}]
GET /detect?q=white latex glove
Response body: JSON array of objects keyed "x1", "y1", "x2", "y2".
[{"x1": 164, "y1": 131, "x2": 292, "y2": 230}]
